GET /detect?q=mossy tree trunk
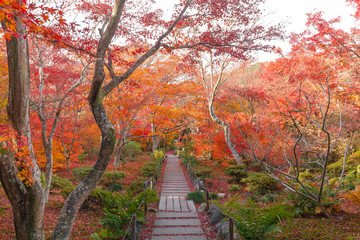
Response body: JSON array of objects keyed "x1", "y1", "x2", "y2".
[{"x1": 0, "y1": 2, "x2": 47, "y2": 238}]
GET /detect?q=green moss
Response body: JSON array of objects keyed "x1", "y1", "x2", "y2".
[{"x1": 41, "y1": 172, "x2": 46, "y2": 188}]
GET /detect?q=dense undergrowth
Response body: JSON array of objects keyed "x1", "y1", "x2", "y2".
[
  {"x1": 179, "y1": 147, "x2": 360, "y2": 240},
  {"x1": 0, "y1": 151, "x2": 163, "y2": 239}
]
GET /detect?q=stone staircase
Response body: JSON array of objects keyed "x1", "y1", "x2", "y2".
[{"x1": 151, "y1": 155, "x2": 206, "y2": 240}]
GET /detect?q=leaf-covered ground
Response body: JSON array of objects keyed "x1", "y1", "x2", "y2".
[
  {"x1": 192, "y1": 158, "x2": 360, "y2": 239},
  {"x1": 0, "y1": 187, "x2": 103, "y2": 239},
  {"x1": 0, "y1": 153, "x2": 155, "y2": 239},
  {"x1": 266, "y1": 198, "x2": 360, "y2": 240}
]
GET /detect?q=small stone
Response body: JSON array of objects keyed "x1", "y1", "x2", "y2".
[
  {"x1": 218, "y1": 193, "x2": 226, "y2": 198},
  {"x1": 197, "y1": 203, "x2": 207, "y2": 212},
  {"x1": 147, "y1": 208, "x2": 157, "y2": 213}
]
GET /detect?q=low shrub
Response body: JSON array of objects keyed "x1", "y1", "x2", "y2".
[
  {"x1": 128, "y1": 178, "x2": 145, "y2": 195},
  {"x1": 72, "y1": 165, "x2": 93, "y2": 181},
  {"x1": 210, "y1": 192, "x2": 219, "y2": 200},
  {"x1": 285, "y1": 185, "x2": 340, "y2": 216},
  {"x1": 106, "y1": 182, "x2": 124, "y2": 192},
  {"x1": 242, "y1": 172, "x2": 279, "y2": 195},
  {"x1": 154, "y1": 150, "x2": 165, "y2": 161},
  {"x1": 180, "y1": 153, "x2": 198, "y2": 166},
  {"x1": 328, "y1": 160, "x2": 348, "y2": 176},
  {"x1": 228, "y1": 184, "x2": 240, "y2": 192},
  {"x1": 51, "y1": 174, "x2": 73, "y2": 190},
  {"x1": 345, "y1": 185, "x2": 360, "y2": 206},
  {"x1": 285, "y1": 189, "x2": 314, "y2": 215},
  {"x1": 101, "y1": 171, "x2": 126, "y2": 192},
  {"x1": 94, "y1": 189, "x2": 158, "y2": 239},
  {"x1": 225, "y1": 164, "x2": 248, "y2": 184},
  {"x1": 341, "y1": 171, "x2": 359, "y2": 190},
  {"x1": 217, "y1": 196, "x2": 295, "y2": 240},
  {"x1": 51, "y1": 175, "x2": 76, "y2": 199},
  {"x1": 140, "y1": 161, "x2": 157, "y2": 177},
  {"x1": 187, "y1": 191, "x2": 205, "y2": 204},
  {"x1": 120, "y1": 141, "x2": 142, "y2": 162},
  {"x1": 101, "y1": 171, "x2": 126, "y2": 185},
  {"x1": 193, "y1": 166, "x2": 212, "y2": 179},
  {"x1": 60, "y1": 184, "x2": 76, "y2": 199},
  {"x1": 299, "y1": 170, "x2": 315, "y2": 182},
  {"x1": 259, "y1": 192, "x2": 278, "y2": 203}
]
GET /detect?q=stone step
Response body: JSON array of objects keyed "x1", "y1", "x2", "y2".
[
  {"x1": 151, "y1": 155, "x2": 206, "y2": 240},
  {"x1": 161, "y1": 190, "x2": 190, "y2": 193},
  {"x1": 161, "y1": 187, "x2": 190, "y2": 190},
  {"x1": 156, "y1": 212, "x2": 198, "y2": 218},
  {"x1": 151, "y1": 236, "x2": 207, "y2": 240},
  {"x1": 159, "y1": 196, "x2": 192, "y2": 211},
  {"x1": 152, "y1": 227, "x2": 204, "y2": 235},
  {"x1": 154, "y1": 219, "x2": 201, "y2": 226},
  {"x1": 160, "y1": 193, "x2": 189, "y2": 197}
]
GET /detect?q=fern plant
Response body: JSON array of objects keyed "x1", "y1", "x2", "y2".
[
  {"x1": 345, "y1": 185, "x2": 360, "y2": 206},
  {"x1": 215, "y1": 195, "x2": 295, "y2": 240}
]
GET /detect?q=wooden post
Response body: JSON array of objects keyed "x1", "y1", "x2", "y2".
[
  {"x1": 229, "y1": 217, "x2": 234, "y2": 240},
  {"x1": 150, "y1": 177, "x2": 153, "y2": 190},
  {"x1": 155, "y1": 166, "x2": 158, "y2": 181},
  {"x1": 131, "y1": 214, "x2": 137, "y2": 240},
  {"x1": 205, "y1": 189, "x2": 209, "y2": 211}
]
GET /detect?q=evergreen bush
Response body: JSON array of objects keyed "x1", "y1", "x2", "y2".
[
  {"x1": 140, "y1": 161, "x2": 157, "y2": 177},
  {"x1": 242, "y1": 172, "x2": 279, "y2": 195},
  {"x1": 225, "y1": 164, "x2": 248, "y2": 184},
  {"x1": 72, "y1": 165, "x2": 93, "y2": 181},
  {"x1": 193, "y1": 166, "x2": 213, "y2": 179},
  {"x1": 187, "y1": 191, "x2": 205, "y2": 203}
]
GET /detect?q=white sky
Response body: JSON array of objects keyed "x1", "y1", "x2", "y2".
[
  {"x1": 155, "y1": 0, "x2": 357, "y2": 62},
  {"x1": 257, "y1": 0, "x2": 357, "y2": 62}
]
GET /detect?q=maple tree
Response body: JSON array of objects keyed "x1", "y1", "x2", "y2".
[
  {"x1": 5, "y1": 0, "x2": 355, "y2": 238},
  {"x1": 51, "y1": 0, "x2": 282, "y2": 239}
]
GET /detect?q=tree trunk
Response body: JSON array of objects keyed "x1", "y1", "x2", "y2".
[
  {"x1": 208, "y1": 98, "x2": 243, "y2": 164},
  {"x1": 151, "y1": 122, "x2": 160, "y2": 155},
  {"x1": 66, "y1": 157, "x2": 70, "y2": 173},
  {"x1": 0, "y1": 5, "x2": 46, "y2": 239},
  {"x1": 51, "y1": 100, "x2": 116, "y2": 239},
  {"x1": 51, "y1": 1, "x2": 125, "y2": 238}
]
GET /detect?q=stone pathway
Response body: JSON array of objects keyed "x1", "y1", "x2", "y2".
[{"x1": 151, "y1": 155, "x2": 206, "y2": 240}]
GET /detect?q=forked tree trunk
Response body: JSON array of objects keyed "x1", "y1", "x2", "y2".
[
  {"x1": 52, "y1": 0, "x2": 191, "y2": 237},
  {"x1": 51, "y1": 1, "x2": 125, "y2": 239},
  {"x1": 0, "y1": 4, "x2": 47, "y2": 239}
]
